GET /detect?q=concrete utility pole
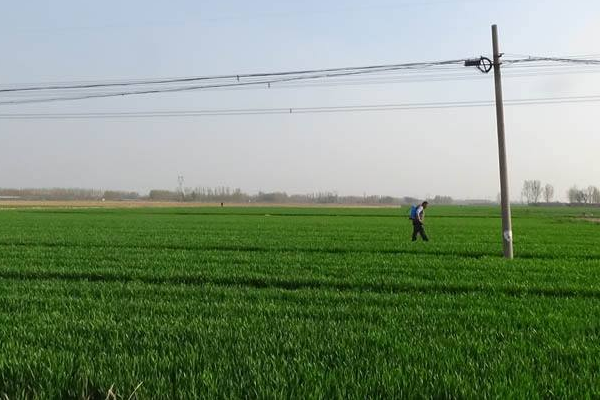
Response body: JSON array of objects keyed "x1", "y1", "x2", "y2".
[{"x1": 491, "y1": 24, "x2": 514, "y2": 259}]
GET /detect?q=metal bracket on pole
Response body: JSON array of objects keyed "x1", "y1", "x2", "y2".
[{"x1": 464, "y1": 57, "x2": 493, "y2": 74}]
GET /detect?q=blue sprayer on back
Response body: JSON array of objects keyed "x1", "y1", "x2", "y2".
[{"x1": 409, "y1": 205, "x2": 418, "y2": 220}]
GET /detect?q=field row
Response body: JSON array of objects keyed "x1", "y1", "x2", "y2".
[
  {"x1": 2, "y1": 279, "x2": 600, "y2": 398},
  {"x1": 1, "y1": 206, "x2": 599, "y2": 398},
  {"x1": 1, "y1": 244, "x2": 600, "y2": 298}
]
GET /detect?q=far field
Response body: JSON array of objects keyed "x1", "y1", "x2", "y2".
[{"x1": 0, "y1": 205, "x2": 599, "y2": 398}]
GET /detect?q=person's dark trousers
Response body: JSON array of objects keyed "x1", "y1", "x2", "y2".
[{"x1": 412, "y1": 220, "x2": 429, "y2": 241}]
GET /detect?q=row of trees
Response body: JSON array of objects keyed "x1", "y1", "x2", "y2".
[
  {"x1": 6, "y1": 183, "x2": 599, "y2": 205},
  {"x1": 522, "y1": 180, "x2": 600, "y2": 204},
  {"x1": 429, "y1": 195, "x2": 454, "y2": 205},
  {"x1": 0, "y1": 186, "x2": 454, "y2": 205},
  {"x1": 521, "y1": 180, "x2": 554, "y2": 204},
  {"x1": 0, "y1": 188, "x2": 106, "y2": 201},
  {"x1": 175, "y1": 189, "x2": 455, "y2": 205},
  {"x1": 0, "y1": 188, "x2": 146, "y2": 201},
  {"x1": 567, "y1": 185, "x2": 600, "y2": 204},
  {"x1": 154, "y1": 187, "x2": 407, "y2": 205}
]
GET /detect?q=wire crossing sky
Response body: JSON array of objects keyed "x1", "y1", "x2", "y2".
[
  {"x1": 0, "y1": 58, "x2": 473, "y2": 104},
  {"x1": 1, "y1": 56, "x2": 599, "y2": 105},
  {"x1": 1, "y1": 0, "x2": 599, "y2": 200},
  {"x1": 2, "y1": 94, "x2": 600, "y2": 119}
]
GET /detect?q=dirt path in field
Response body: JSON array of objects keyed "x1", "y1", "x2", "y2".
[{"x1": 582, "y1": 218, "x2": 600, "y2": 224}]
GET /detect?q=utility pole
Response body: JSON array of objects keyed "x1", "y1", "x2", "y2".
[{"x1": 492, "y1": 24, "x2": 514, "y2": 259}]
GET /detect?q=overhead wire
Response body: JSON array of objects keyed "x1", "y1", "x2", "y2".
[
  {"x1": 506, "y1": 56, "x2": 600, "y2": 66},
  {"x1": 1, "y1": 54, "x2": 596, "y2": 91},
  {"x1": 1, "y1": 94, "x2": 600, "y2": 120},
  {"x1": 0, "y1": 59, "x2": 473, "y2": 105},
  {"x1": 0, "y1": 55, "x2": 599, "y2": 106},
  {"x1": 2, "y1": 68, "x2": 599, "y2": 99},
  {"x1": 0, "y1": 59, "x2": 469, "y2": 94}
]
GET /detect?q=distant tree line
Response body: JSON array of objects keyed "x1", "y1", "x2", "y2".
[
  {"x1": 429, "y1": 195, "x2": 454, "y2": 205},
  {"x1": 522, "y1": 180, "x2": 548, "y2": 204},
  {"x1": 0, "y1": 188, "x2": 104, "y2": 201},
  {"x1": 567, "y1": 185, "x2": 600, "y2": 204},
  {"x1": 0, "y1": 186, "x2": 460, "y2": 206},
  {"x1": 0, "y1": 188, "x2": 139, "y2": 201},
  {"x1": 102, "y1": 191, "x2": 140, "y2": 201},
  {"x1": 521, "y1": 180, "x2": 600, "y2": 205},
  {"x1": 150, "y1": 187, "x2": 406, "y2": 205}
]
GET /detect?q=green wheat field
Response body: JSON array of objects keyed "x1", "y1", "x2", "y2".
[{"x1": 1, "y1": 205, "x2": 599, "y2": 399}]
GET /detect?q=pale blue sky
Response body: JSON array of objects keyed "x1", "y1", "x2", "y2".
[{"x1": 1, "y1": 0, "x2": 599, "y2": 200}]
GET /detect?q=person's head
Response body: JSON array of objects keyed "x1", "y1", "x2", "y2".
[{"x1": 422, "y1": 201, "x2": 429, "y2": 209}]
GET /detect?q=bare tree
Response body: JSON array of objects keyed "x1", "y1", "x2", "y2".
[
  {"x1": 568, "y1": 186, "x2": 579, "y2": 204},
  {"x1": 585, "y1": 186, "x2": 599, "y2": 204},
  {"x1": 543, "y1": 184, "x2": 554, "y2": 203},
  {"x1": 568, "y1": 186, "x2": 588, "y2": 204},
  {"x1": 531, "y1": 180, "x2": 542, "y2": 203},
  {"x1": 589, "y1": 186, "x2": 600, "y2": 204},
  {"x1": 522, "y1": 181, "x2": 532, "y2": 204},
  {"x1": 522, "y1": 180, "x2": 542, "y2": 204}
]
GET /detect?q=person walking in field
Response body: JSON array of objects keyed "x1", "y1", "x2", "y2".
[{"x1": 409, "y1": 201, "x2": 429, "y2": 242}]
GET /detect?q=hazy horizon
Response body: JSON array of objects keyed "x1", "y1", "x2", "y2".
[{"x1": 2, "y1": 1, "x2": 599, "y2": 202}]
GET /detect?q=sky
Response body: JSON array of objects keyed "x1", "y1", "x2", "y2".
[{"x1": 1, "y1": 0, "x2": 599, "y2": 201}]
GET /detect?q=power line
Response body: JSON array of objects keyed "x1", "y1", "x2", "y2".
[
  {"x1": 0, "y1": 59, "x2": 473, "y2": 105},
  {"x1": 6, "y1": 65, "x2": 599, "y2": 96},
  {"x1": 4, "y1": 67, "x2": 599, "y2": 100},
  {"x1": 0, "y1": 59, "x2": 468, "y2": 94},
  {"x1": 4, "y1": 59, "x2": 585, "y2": 91},
  {"x1": 1, "y1": 54, "x2": 595, "y2": 92},
  {"x1": 1, "y1": 94, "x2": 599, "y2": 120},
  {"x1": 1, "y1": 55, "x2": 599, "y2": 106},
  {"x1": 507, "y1": 56, "x2": 600, "y2": 66}
]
